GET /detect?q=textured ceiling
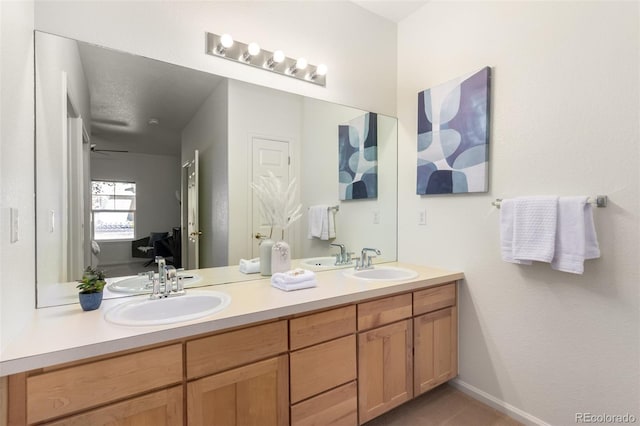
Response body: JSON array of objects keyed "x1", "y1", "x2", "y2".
[{"x1": 78, "y1": 42, "x2": 224, "y2": 156}]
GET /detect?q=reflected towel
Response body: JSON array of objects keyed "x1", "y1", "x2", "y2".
[
  {"x1": 239, "y1": 258, "x2": 260, "y2": 274},
  {"x1": 512, "y1": 196, "x2": 558, "y2": 263},
  {"x1": 308, "y1": 205, "x2": 335, "y2": 240},
  {"x1": 551, "y1": 197, "x2": 600, "y2": 274}
]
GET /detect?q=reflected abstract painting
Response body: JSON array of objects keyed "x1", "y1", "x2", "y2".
[
  {"x1": 339, "y1": 112, "x2": 378, "y2": 200},
  {"x1": 417, "y1": 67, "x2": 491, "y2": 195}
]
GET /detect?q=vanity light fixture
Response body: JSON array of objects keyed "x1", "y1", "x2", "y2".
[{"x1": 205, "y1": 32, "x2": 326, "y2": 87}]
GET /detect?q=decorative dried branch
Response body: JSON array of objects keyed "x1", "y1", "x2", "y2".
[{"x1": 251, "y1": 172, "x2": 302, "y2": 232}]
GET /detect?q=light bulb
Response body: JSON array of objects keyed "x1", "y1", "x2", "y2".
[
  {"x1": 273, "y1": 50, "x2": 285, "y2": 63},
  {"x1": 266, "y1": 50, "x2": 286, "y2": 69},
  {"x1": 220, "y1": 33, "x2": 234, "y2": 48},
  {"x1": 295, "y1": 57, "x2": 308, "y2": 70},
  {"x1": 309, "y1": 63, "x2": 328, "y2": 81},
  {"x1": 315, "y1": 64, "x2": 327, "y2": 76},
  {"x1": 247, "y1": 42, "x2": 261, "y2": 56}
]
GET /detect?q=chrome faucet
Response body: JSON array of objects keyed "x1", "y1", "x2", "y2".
[
  {"x1": 330, "y1": 243, "x2": 354, "y2": 265},
  {"x1": 150, "y1": 256, "x2": 184, "y2": 299},
  {"x1": 356, "y1": 248, "x2": 381, "y2": 270}
]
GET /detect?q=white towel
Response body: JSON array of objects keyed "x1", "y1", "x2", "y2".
[
  {"x1": 239, "y1": 258, "x2": 260, "y2": 274},
  {"x1": 307, "y1": 205, "x2": 336, "y2": 240},
  {"x1": 308, "y1": 205, "x2": 326, "y2": 239},
  {"x1": 512, "y1": 196, "x2": 558, "y2": 263},
  {"x1": 499, "y1": 199, "x2": 532, "y2": 265},
  {"x1": 551, "y1": 197, "x2": 600, "y2": 274},
  {"x1": 271, "y1": 268, "x2": 317, "y2": 291}
]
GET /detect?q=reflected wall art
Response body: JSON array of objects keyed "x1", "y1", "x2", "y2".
[
  {"x1": 339, "y1": 112, "x2": 377, "y2": 200},
  {"x1": 417, "y1": 67, "x2": 491, "y2": 195}
]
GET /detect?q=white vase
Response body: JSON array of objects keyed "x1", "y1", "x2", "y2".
[
  {"x1": 259, "y1": 238, "x2": 274, "y2": 276},
  {"x1": 271, "y1": 241, "x2": 291, "y2": 274}
]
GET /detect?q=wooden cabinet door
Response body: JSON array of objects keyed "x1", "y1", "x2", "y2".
[
  {"x1": 414, "y1": 307, "x2": 458, "y2": 396},
  {"x1": 187, "y1": 355, "x2": 289, "y2": 426},
  {"x1": 357, "y1": 319, "x2": 413, "y2": 424},
  {"x1": 45, "y1": 386, "x2": 183, "y2": 426}
]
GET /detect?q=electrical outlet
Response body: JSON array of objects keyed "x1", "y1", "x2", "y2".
[
  {"x1": 418, "y1": 209, "x2": 427, "y2": 225},
  {"x1": 372, "y1": 210, "x2": 380, "y2": 224}
]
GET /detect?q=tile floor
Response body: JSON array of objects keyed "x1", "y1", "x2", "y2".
[{"x1": 364, "y1": 384, "x2": 522, "y2": 426}]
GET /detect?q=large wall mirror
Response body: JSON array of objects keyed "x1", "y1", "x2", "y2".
[{"x1": 35, "y1": 31, "x2": 398, "y2": 308}]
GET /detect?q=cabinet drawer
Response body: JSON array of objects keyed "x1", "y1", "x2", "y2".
[
  {"x1": 290, "y1": 335, "x2": 356, "y2": 403},
  {"x1": 46, "y1": 386, "x2": 183, "y2": 426},
  {"x1": 413, "y1": 283, "x2": 456, "y2": 316},
  {"x1": 291, "y1": 381, "x2": 358, "y2": 426},
  {"x1": 357, "y1": 293, "x2": 412, "y2": 330},
  {"x1": 187, "y1": 320, "x2": 287, "y2": 379},
  {"x1": 26, "y1": 344, "x2": 182, "y2": 424},
  {"x1": 290, "y1": 305, "x2": 356, "y2": 350}
]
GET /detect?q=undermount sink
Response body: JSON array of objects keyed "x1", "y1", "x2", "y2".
[
  {"x1": 343, "y1": 266, "x2": 418, "y2": 281},
  {"x1": 104, "y1": 291, "x2": 231, "y2": 326},
  {"x1": 107, "y1": 273, "x2": 202, "y2": 294},
  {"x1": 300, "y1": 256, "x2": 352, "y2": 269}
]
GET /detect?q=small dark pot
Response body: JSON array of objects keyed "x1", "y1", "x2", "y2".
[{"x1": 79, "y1": 291, "x2": 103, "y2": 311}]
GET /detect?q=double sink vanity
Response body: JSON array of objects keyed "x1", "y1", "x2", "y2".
[{"x1": 3, "y1": 262, "x2": 463, "y2": 425}]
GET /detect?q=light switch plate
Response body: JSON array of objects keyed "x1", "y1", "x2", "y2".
[
  {"x1": 418, "y1": 209, "x2": 427, "y2": 225},
  {"x1": 10, "y1": 208, "x2": 19, "y2": 243}
]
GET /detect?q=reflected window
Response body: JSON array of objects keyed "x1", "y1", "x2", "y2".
[{"x1": 91, "y1": 180, "x2": 136, "y2": 240}]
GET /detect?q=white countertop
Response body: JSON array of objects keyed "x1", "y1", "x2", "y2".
[{"x1": 0, "y1": 262, "x2": 463, "y2": 376}]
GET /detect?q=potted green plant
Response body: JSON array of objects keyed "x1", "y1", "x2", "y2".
[{"x1": 77, "y1": 266, "x2": 106, "y2": 311}]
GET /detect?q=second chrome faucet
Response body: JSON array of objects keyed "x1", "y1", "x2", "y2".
[{"x1": 355, "y1": 248, "x2": 381, "y2": 270}]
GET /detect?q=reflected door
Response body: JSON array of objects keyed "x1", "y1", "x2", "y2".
[
  {"x1": 251, "y1": 138, "x2": 290, "y2": 258},
  {"x1": 182, "y1": 150, "x2": 200, "y2": 269}
]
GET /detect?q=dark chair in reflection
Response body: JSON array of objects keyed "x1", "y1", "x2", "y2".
[{"x1": 132, "y1": 231, "x2": 181, "y2": 268}]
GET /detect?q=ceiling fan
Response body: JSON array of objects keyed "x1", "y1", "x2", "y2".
[{"x1": 90, "y1": 144, "x2": 129, "y2": 155}]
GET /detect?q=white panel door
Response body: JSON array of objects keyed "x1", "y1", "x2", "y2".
[{"x1": 251, "y1": 138, "x2": 290, "y2": 258}]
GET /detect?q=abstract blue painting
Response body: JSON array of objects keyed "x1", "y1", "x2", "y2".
[
  {"x1": 339, "y1": 112, "x2": 377, "y2": 200},
  {"x1": 417, "y1": 67, "x2": 491, "y2": 195}
]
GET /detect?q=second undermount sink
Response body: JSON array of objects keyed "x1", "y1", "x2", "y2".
[
  {"x1": 104, "y1": 291, "x2": 231, "y2": 326},
  {"x1": 343, "y1": 266, "x2": 418, "y2": 281},
  {"x1": 107, "y1": 273, "x2": 202, "y2": 294}
]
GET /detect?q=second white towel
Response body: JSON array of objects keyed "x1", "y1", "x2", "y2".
[{"x1": 551, "y1": 197, "x2": 600, "y2": 274}]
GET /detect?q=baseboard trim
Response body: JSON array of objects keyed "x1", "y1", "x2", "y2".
[{"x1": 450, "y1": 379, "x2": 550, "y2": 426}]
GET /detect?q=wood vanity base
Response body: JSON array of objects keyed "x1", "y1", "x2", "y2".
[{"x1": 6, "y1": 281, "x2": 457, "y2": 425}]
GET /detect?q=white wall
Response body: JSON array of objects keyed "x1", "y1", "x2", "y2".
[
  {"x1": 398, "y1": 2, "x2": 639, "y2": 424},
  {"x1": 0, "y1": 0, "x2": 35, "y2": 349},
  {"x1": 227, "y1": 79, "x2": 303, "y2": 264},
  {"x1": 91, "y1": 149, "x2": 181, "y2": 265},
  {"x1": 34, "y1": 31, "x2": 90, "y2": 284},
  {"x1": 182, "y1": 80, "x2": 229, "y2": 268},
  {"x1": 300, "y1": 98, "x2": 397, "y2": 261},
  {"x1": 33, "y1": 1, "x2": 397, "y2": 116}
]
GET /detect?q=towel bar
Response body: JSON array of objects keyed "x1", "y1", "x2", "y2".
[{"x1": 492, "y1": 195, "x2": 607, "y2": 209}]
